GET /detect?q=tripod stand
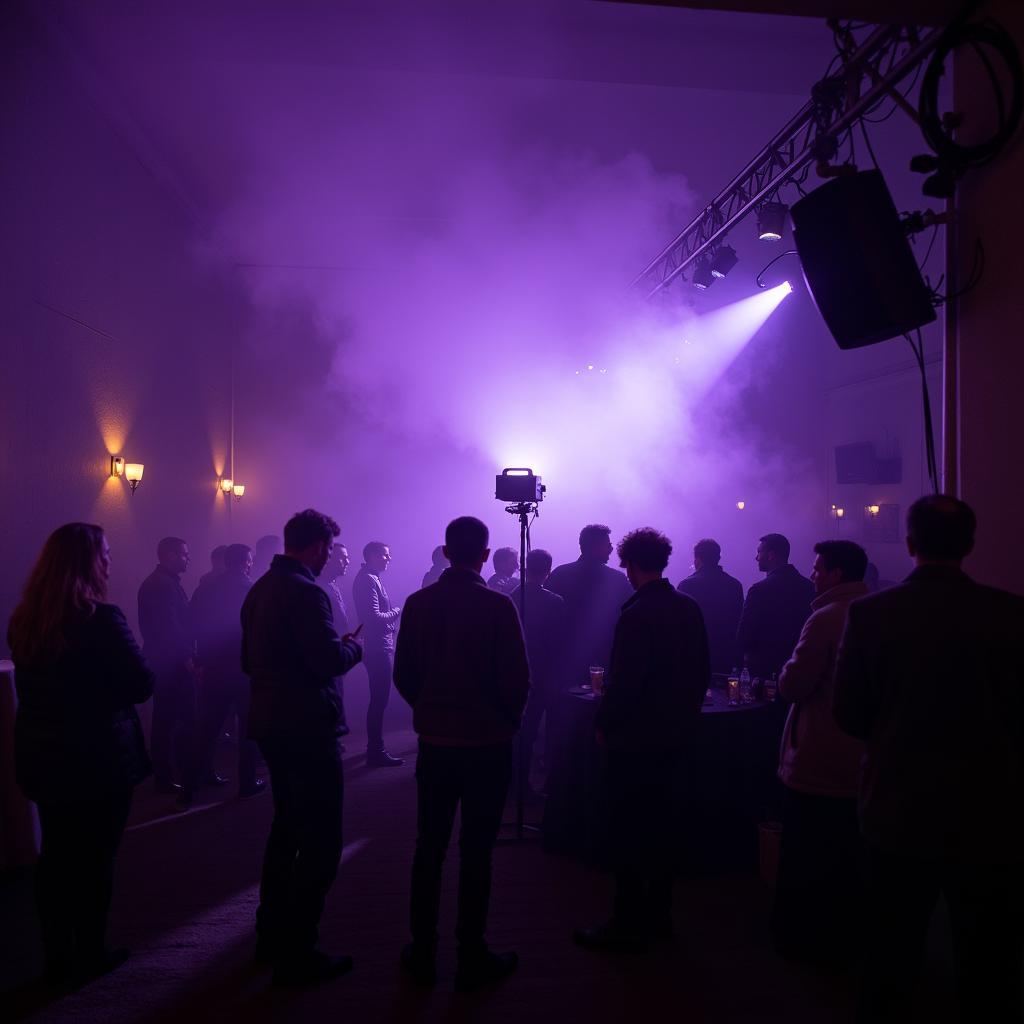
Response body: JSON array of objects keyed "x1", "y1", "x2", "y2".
[{"x1": 500, "y1": 500, "x2": 540, "y2": 842}]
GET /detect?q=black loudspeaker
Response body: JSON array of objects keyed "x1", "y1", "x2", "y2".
[
  {"x1": 835, "y1": 441, "x2": 876, "y2": 484},
  {"x1": 791, "y1": 170, "x2": 936, "y2": 349}
]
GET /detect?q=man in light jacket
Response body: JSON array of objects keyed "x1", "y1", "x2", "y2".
[{"x1": 771, "y1": 540, "x2": 868, "y2": 963}]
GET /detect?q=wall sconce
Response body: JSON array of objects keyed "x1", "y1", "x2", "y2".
[
  {"x1": 232, "y1": 483, "x2": 245, "y2": 500},
  {"x1": 831, "y1": 504, "x2": 846, "y2": 519},
  {"x1": 219, "y1": 477, "x2": 234, "y2": 494},
  {"x1": 124, "y1": 463, "x2": 144, "y2": 494},
  {"x1": 866, "y1": 504, "x2": 881, "y2": 517},
  {"x1": 110, "y1": 456, "x2": 125, "y2": 478},
  {"x1": 736, "y1": 500, "x2": 746, "y2": 511}
]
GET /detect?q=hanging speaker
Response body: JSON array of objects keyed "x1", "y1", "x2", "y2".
[{"x1": 791, "y1": 170, "x2": 936, "y2": 349}]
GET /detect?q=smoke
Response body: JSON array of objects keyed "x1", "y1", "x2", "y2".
[{"x1": 207, "y1": 37, "x2": 819, "y2": 586}]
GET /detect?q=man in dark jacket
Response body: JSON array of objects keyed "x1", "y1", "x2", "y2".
[
  {"x1": 241, "y1": 509, "x2": 363, "y2": 988},
  {"x1": 352, "y1": 541, "x2": 402, "y2": 767},
  {"x1": 834, "y1": 495, "x2": 1024, "y2": 1023},
  {"x1": 677, "y1": 537, "x2": 744, "y2": 676},
  {"x1": 510, "y1": 548, "x2": 565, "y2": 793},
  {"x1": 547, "y1": 524, "x2": 632, "y2": 688},
  {"x1": 394, "y1": 516, "x2": 530, "y2": 991},
  {"x1": 576, "y1": 528, "x2": 709, "y2": 952},
  {"x1": 736, "y1": 533, "x2": 814, "y2": 681},
  {"x1": 191, "y1": 543, "x2": 263, "y2": 797},
  {"x1": 138, "y1": 536, "x2": 197, "y2": 802}
]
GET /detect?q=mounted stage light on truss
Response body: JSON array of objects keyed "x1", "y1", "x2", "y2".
[
  {"x1": 710, "y1": 245, "x2": 739, "y2": 280},
  {"x1": 757, "y1": 202, "x2": 789, "y2": 241}
]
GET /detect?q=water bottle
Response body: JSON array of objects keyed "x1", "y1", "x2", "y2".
[
  {"x1": 765, "y1": 672, "x2": 778, "y2": 701},
  {"x1": 739, "y1": 661, "x2": 752, "y2": 703}
]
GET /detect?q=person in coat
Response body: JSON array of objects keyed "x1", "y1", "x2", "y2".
[{"x1": 9, "y1": 523, "x2": 153, "y2": 987}]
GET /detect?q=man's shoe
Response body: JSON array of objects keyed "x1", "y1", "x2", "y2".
[
  {"x1": 573, "y1": 921, "x2": 647, "y2": 953},
  {"x1": 204, "y1": 772, "x2": 230, "y2": 786},
  {"x1": 239, "y1": 778, "x2": 267, "y2": 798},
  {"x1": 272, "y1": 950, "x2": 354, "y2": 988},
  {"x1": 400, "y1": 943, "x2": 437, "y2": 987},
  {"x1": 454, "y1": 949, "x2": 518, "y2": 992},
  {"x1": 366, "y1": 749, "x2": 404, "y2": 768}
]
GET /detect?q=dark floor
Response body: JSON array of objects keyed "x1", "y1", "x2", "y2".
[{"x1": 1, "y1": 682, "x2": 963, "y2": 1023}]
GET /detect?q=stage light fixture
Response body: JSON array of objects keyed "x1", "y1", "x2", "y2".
[
  {"x1": 692, "y1": 259, "x2": 715, "y2": 290},
  {"x1": 710, "y1": 245, "x2": 739, "y2": 279},
  {"x1": 124, "y1": 463, "x2": 144, "y2": 494},
  {"x1": 757, "y1": 202, "x2": 788, "y2": 241}
]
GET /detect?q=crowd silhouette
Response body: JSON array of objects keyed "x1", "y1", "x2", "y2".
[{"x1": 5, "y1": 496, "x2": 1023, "y2": 1020}]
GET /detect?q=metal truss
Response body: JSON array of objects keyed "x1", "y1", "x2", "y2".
[{"x1": 632, "y1": 22, "x2": 944, "y2": 300}]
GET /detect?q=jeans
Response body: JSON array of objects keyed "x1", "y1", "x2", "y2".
[
  {"x1": 149, "y1": 667, "x2": 198, "y2": 791},
  {"x1": 197, "y1": 668, "x2": 257, "y2": 790},
  {"x1": 858, "y1": 845, "x2": 1024, "y2": 1023},
  {"x1": 606, "y1": 748, "x2": 686, "y2": 932},
  {"x1": 256, "y1": 738, "x2": 345, "y2": 957},
  {"x1": 363, "y1": 650, "x2": 393, "y2": 752},
  {"x1": 34, "y1": 791, "x2": 133, "y2": 967},
  {"x1": 771, "y1": 787, "x2": 862, "y2": 960},
  {"x1": 410, "y1": 740, "x2": 512, "y2": 954}
]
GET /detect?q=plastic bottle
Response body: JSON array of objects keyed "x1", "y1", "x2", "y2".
[
  {"x1": 727, "y1": 666, "x2": 739, "y2": 704},
  {"x1": 739, "y1": 660, "x2": 752, "y2": 703}
]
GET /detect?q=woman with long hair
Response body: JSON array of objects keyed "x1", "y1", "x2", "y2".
[{"x1": 8, "y1": 523, "x2": 153, "y2": 987}]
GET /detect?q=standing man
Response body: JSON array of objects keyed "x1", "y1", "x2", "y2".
[
  {"x1": 736, "y1": 533, "x2": 815, "y2": 681},
  {"x1": 835, "y1": 496, "x2": 1024, "y2": 1022},
  {"x1": 194, "y1": 545, "x2": 227, "y2": 596},
  {"x1": 771, "y1": 540, "x2": 869, "y2": 963},
  {"x1": 677, "y1": 538, "x2": 744, "y2": 676},
  {"x1": 421, "y1": 546, "x2": 447, "y2": 589},
  {"x1": 352, "y1": 541, "x2": 402, "y2": 768},
  {"x1": 138, "y1": 536, "x2": 197, "y2": 805},
  {"x1": 487, "y1": 547, "x2": 520, "y2": 597},
  {"x1": 241, "y1": 509, "x2": 363, "y2": 987},
  {"x1": 576, "y1": 528, "x2": 709, "y2": 951},
  {"x1": 510, "y1": 548, "x2": 565, "y2": 794},
  {"x1": 547, "y1": 524, "x2": 632, "y2": 688},
  {"x1": 394, "y1": 516, "x2": 530, "y2": 991},
  {"x1": 191, "y1": 543, "x2": 264, "y2": 798},
  {"x1": 322, "y1": 543, "x2": 352, "y2": 738}
]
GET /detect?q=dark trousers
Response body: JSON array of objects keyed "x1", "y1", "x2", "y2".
[
  {"x1": 859, "y1": 845, "x2": 1024, "y2": 1023},
  {"x1": 606, "y1": 748, "x2": 685, "y2": 932},
  {"x1": 150, "y1": 667, "x2": 198, "y2": 791},
  {"x1": 197, "y1": 668, "x2": 257, "y2": 790},
  {"x1": 410, "y1": 740, "x2": 512, "y2": 954},
  {"x1": 363, "y1": 650, "x2": 393, "y2": 752},
  {"x1": 34, "y1": 791, "x2": 133, "y2": 968},
  {"x1": 256, "y1": 738, "x2": 344, "y2": 957},
  {"x1": 770, "y1": 787, "x2": 862, "y2": 961},
  {"x1": 517, "y1": 688, "x2": 550, "y2": 787}
]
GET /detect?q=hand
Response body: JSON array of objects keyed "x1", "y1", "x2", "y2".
[{"x1": 343, "y1": 624, "x2": 364, "y2": 645}]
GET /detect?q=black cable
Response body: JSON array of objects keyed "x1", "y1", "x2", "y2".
[
  {"x1": 755, "y1": 250, "x2": 799, "y2": 289},
  {"x1": 915, "y1": 19, "x2": 1023, "y2": 195},
  {"x1": 860, "y1": 120, "x2": 881, "y2": 171},
  {"x1": 905, "y1": 331, "x2": 939, "y2": 494}
]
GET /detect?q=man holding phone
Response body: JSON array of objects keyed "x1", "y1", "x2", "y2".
[{"x1": 241, "y1": 509, "x2": 363, "y2": 987}]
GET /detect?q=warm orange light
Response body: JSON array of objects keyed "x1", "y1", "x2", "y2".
[
  {"x1": 836, "y1": 507, "x2": 845, "y2": 518},
  {"x1": 110, "y1": 456, "x2": 125, "y2": 478},
  {"x1": 232, "y1": 483, "x2": 245, "y2": 499},
  {"x1": 220, "y1": 477, "x2": 234, "y2": 494},
  {"x1": 866, "y1": 504, "x2": 880, "y2": 516},
  {"x1": 124, "y1": 463, "x2": 144, "y2": 494},
  {"x1": 736, "y1": 500, "x2": 745, "y2": 511}
]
